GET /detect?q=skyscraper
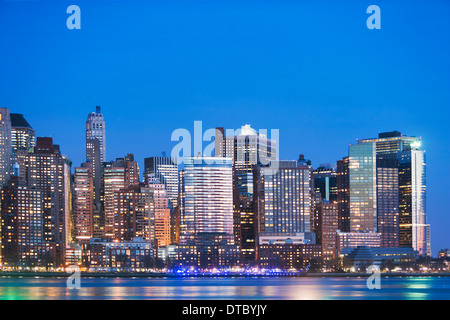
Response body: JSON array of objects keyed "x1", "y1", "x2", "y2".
[
  {"x1": 143, "y1": 157, "x2": 178, "y2": 209},
  {"x1": 10, "y1": 113, "x2": 35, "y2": 158},
  {"x1": 255, "y1": 160, "x2": 314, "y2": 244},
  {"x1": 179, "y1": 156, "x2": 234, "y2": 245},
  {"x1": 349, "y1": 142, "x2": 377, "y2": 233},
  {"x1": 115, "y1": 185, "x2": 155, "y2": 244},
  {"x1": 16, "y1": 137, "x2": 71, "y2": 265},
  {"x1": 359, "y1": 131, "x2": 429, "y2": 256},
  {"x1": 147, "y1": 176, "x2": 171, "y2": 247},
  {"x1": 86, "y1": 138, "x2": 101, "y2": 205},
  {"x1": 0, "y1": 108, "x2": 12, "y2": 189},
  {"x1": 1, "y1": 176, "x2": 44, "y2": 267},
  {"x1": 313, "y1": 165, "x2": 337, "y2": 203},
  {"x1": 86, "y1": 106, "x2": 106, "y2": 163},
  {"x1": 215, "y1": 125, "x2": 277, "y2": 263},
  {"x1": 376, "y1": 154, "x2": 399, "y2": 248},
  {"x1": 102, "y1": 155, "x2": 140, "y2": 239},
  {"x1": 73, "y1": 162, "x2": 94, "y2": 244},
  {"x1": 337, "y1": 156, "x2": 350, "y2": 232}
]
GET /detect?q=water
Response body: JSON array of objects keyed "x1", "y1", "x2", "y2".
[{"x1": 0, "y1": 276, "x2": 449, "y2": 300}]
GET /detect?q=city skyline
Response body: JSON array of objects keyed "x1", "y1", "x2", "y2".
[{"x1": 0, "y1": 0, "x2": 449, "y2": 257}]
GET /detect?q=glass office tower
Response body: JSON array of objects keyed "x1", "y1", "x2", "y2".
[{"x1": 349, "y1": 142, "x2": 377, "y2": 233}]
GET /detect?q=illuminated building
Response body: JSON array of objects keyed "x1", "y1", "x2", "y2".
[
  {"x1": 115, "y1": 185, "x2": 155, "y2": 244},
  {"x1": 86, "y1": 138, "x2": 101, "y2": 204},
  {"x1": 313, "y1": 165, "x2": 337, "y2": 203},
  {"x1": 258, "y1": 244, "x2": 322, "y2": 270},
  {"x1": 376, "y1": 154, "x2": 399, "y2": 248},
  {"x1": 359, "y1": 131, "x2": 430, "y2": 256},
  {"x1": 349, "y1": 142, "x2": 377, "y2": 232},
  {"x1": 82, "y1": 237, "x2": 155, "y2": 271},
  {"x1": 143, "y1": 156, "x2": 178, "y2": 208},
  {"x1": 316, "y1": 202, "x2": 339, "y2": 261},
  {"x1": 103, "y1": 155, "x2": 140, "y2": 239},
  {"x1": 214, "y1": 125, "x2": 277, "y2": 264},
  {"x1": 0, "y1": 108, "x2": 11, "y2": 189},
  {"x1": 255, "y1": 160, "x2": 313, "y2": 242},
  {"x1": 147, "y1": 176, "x2": 171, "y2": 247},
  {"x1": 10, "y1": 113, "x2": 35, "y2": 166},
  {"x1": 336, "y1": 231, "x2": 381, "y2": 254},
  {"x1": 16, "y1": 137, "x2": 71, "y2": 265},
  {"x1": 179, "y1": 156, "x2": 234, "y2": 245},
  {"x1": 73, "y1": 162, "x2": 94, "y2": 244},
  {"x1": 86, "y1": 106, "x2": 106, "y2": 163},
  {"x1": 0, "y1": 176, "x2": 44, "y2": 267},
  {"x1": 173, "y1": 244, "x2": 239, "y2": 269},
  {"x1": 340, "y1": 246, "x2": 418, "y2": 270},
  {"x1": 336, "y1": 157, "x2": 350, "y2": 232},
  {"x1": 398, "y1": 149, "x2": 429, "y2": 256}
]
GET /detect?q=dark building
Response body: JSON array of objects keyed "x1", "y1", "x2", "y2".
[
  {"x1": 336, "y1": 157, "x2": 350, "y2": 232},
  {"x1": 313, "y1": 165, "x2": 337, "y2": 203},
  {"x1": 376, "y1": 154, "x2": 399, "y2": 248}
]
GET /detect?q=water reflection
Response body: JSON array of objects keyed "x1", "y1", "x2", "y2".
[{"x1": 0, "y1": 277, "x2": 449, "y2": 300}]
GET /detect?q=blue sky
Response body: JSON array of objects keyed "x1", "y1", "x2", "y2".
[{"x1": 0, "y1": 0, "x2": 449, "y2": 256}]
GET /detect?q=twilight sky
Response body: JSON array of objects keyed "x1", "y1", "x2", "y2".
[{"x1": 0, "y1": 0, "x2": 449, "y2": 256}]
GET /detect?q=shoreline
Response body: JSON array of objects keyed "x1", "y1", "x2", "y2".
[{"x1": 1, "y1": 271, "x2": 450, "y2": 278}]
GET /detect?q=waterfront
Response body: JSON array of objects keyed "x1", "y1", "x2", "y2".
[{"x1": 0, "y1": 277, "x2": 449, "y2": 300}]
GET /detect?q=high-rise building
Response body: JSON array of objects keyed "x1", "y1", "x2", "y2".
[
  {"x1": 0, "y1": 176, "x2": 44, "y2": 267},
  {"x1": 86, "y1": 138, "x2": 101, "y2": 204},
  {"x1": 336, "y1": 157, "x2": 350, "y2": 232},
  {"x1": 86, "y1": 106, "x2": 106, "y2": 163},
  {"x1": 349, "y1": 142, "x2": 377, "y2": 233},
  {"x1": 398, "y1": 149, "x2": 429, "y2": 256},
  {"x1": 73, "y1": 162, "x2": 94, "y2": 244},
  {"x1": 316, "y1": 202, "x2": 339, "y2": 261},
  {"x1": 143, "y1": 157, "x2": 178, "y2": 208},
  {"x1": 0, "y1": 108, "x2": 12, "y2": 189},
  {"x1": 16, "y1": 137, "x2": 71, "y2": 265},
  {"x1": 376, "y1": 154, "x2": 399, "y2": 248},
  {"x1": 215, "y1": 125, "x2": 277, "y2": 264},
  {"x1": 359, "y1": 131, "x2": 429, "y2": 256},
  {"x1": 219, "y1": 124, "x2": 277, "y2": 195},
  {"x1": 10, "y1": 113, "x2": 35, "y2": 159},
  {"x1": 102, "y1": 155, "x2": 140, "y2": 239},
  {"x1": 103, "y1": 161, "x2": 126, "y2": 239},
  {"x1": 313, "y1": 165, "x2": 337, "y2": 203},
  {"x1": 147, "y1": 176, "x2": 171, "y2": 247},
  {"x1": 179, "y1": 156, "x2": 234, "y2": 245},
  {"x1": 255, "y1": 160, "x2": 314, "y2": 244},
  {"x1": 115, "y1": 185, "x2": 155, "y2": 244}
]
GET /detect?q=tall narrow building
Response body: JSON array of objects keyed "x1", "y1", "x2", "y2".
[
  {"x1": 349, "y1": 142, "x2": 377, "y2": 233},
  {"x1": 102, "y1": 155, "x2": 140, "y2": 239},
  {"x1": 147, "y1": 176, "x2": 171, "y2": 247},
  {"x1": 376, "y1": 154, "x2": 399, "y2": 248},
  {"x1": 0, "y1": 108, "x2": 12, "y2": 189},
  {"x1": 336, "y1": 157, "x2": 350, "y2": 232},
  {"x1": 215, "y1": 125, "x2": 277, "y2": 263},
  {"x1": 86, "y1": 106, "x2": 106, "y2": 163},
  {"x1": 73, "y1": 162, "x2": 94, "y2": 244}
]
